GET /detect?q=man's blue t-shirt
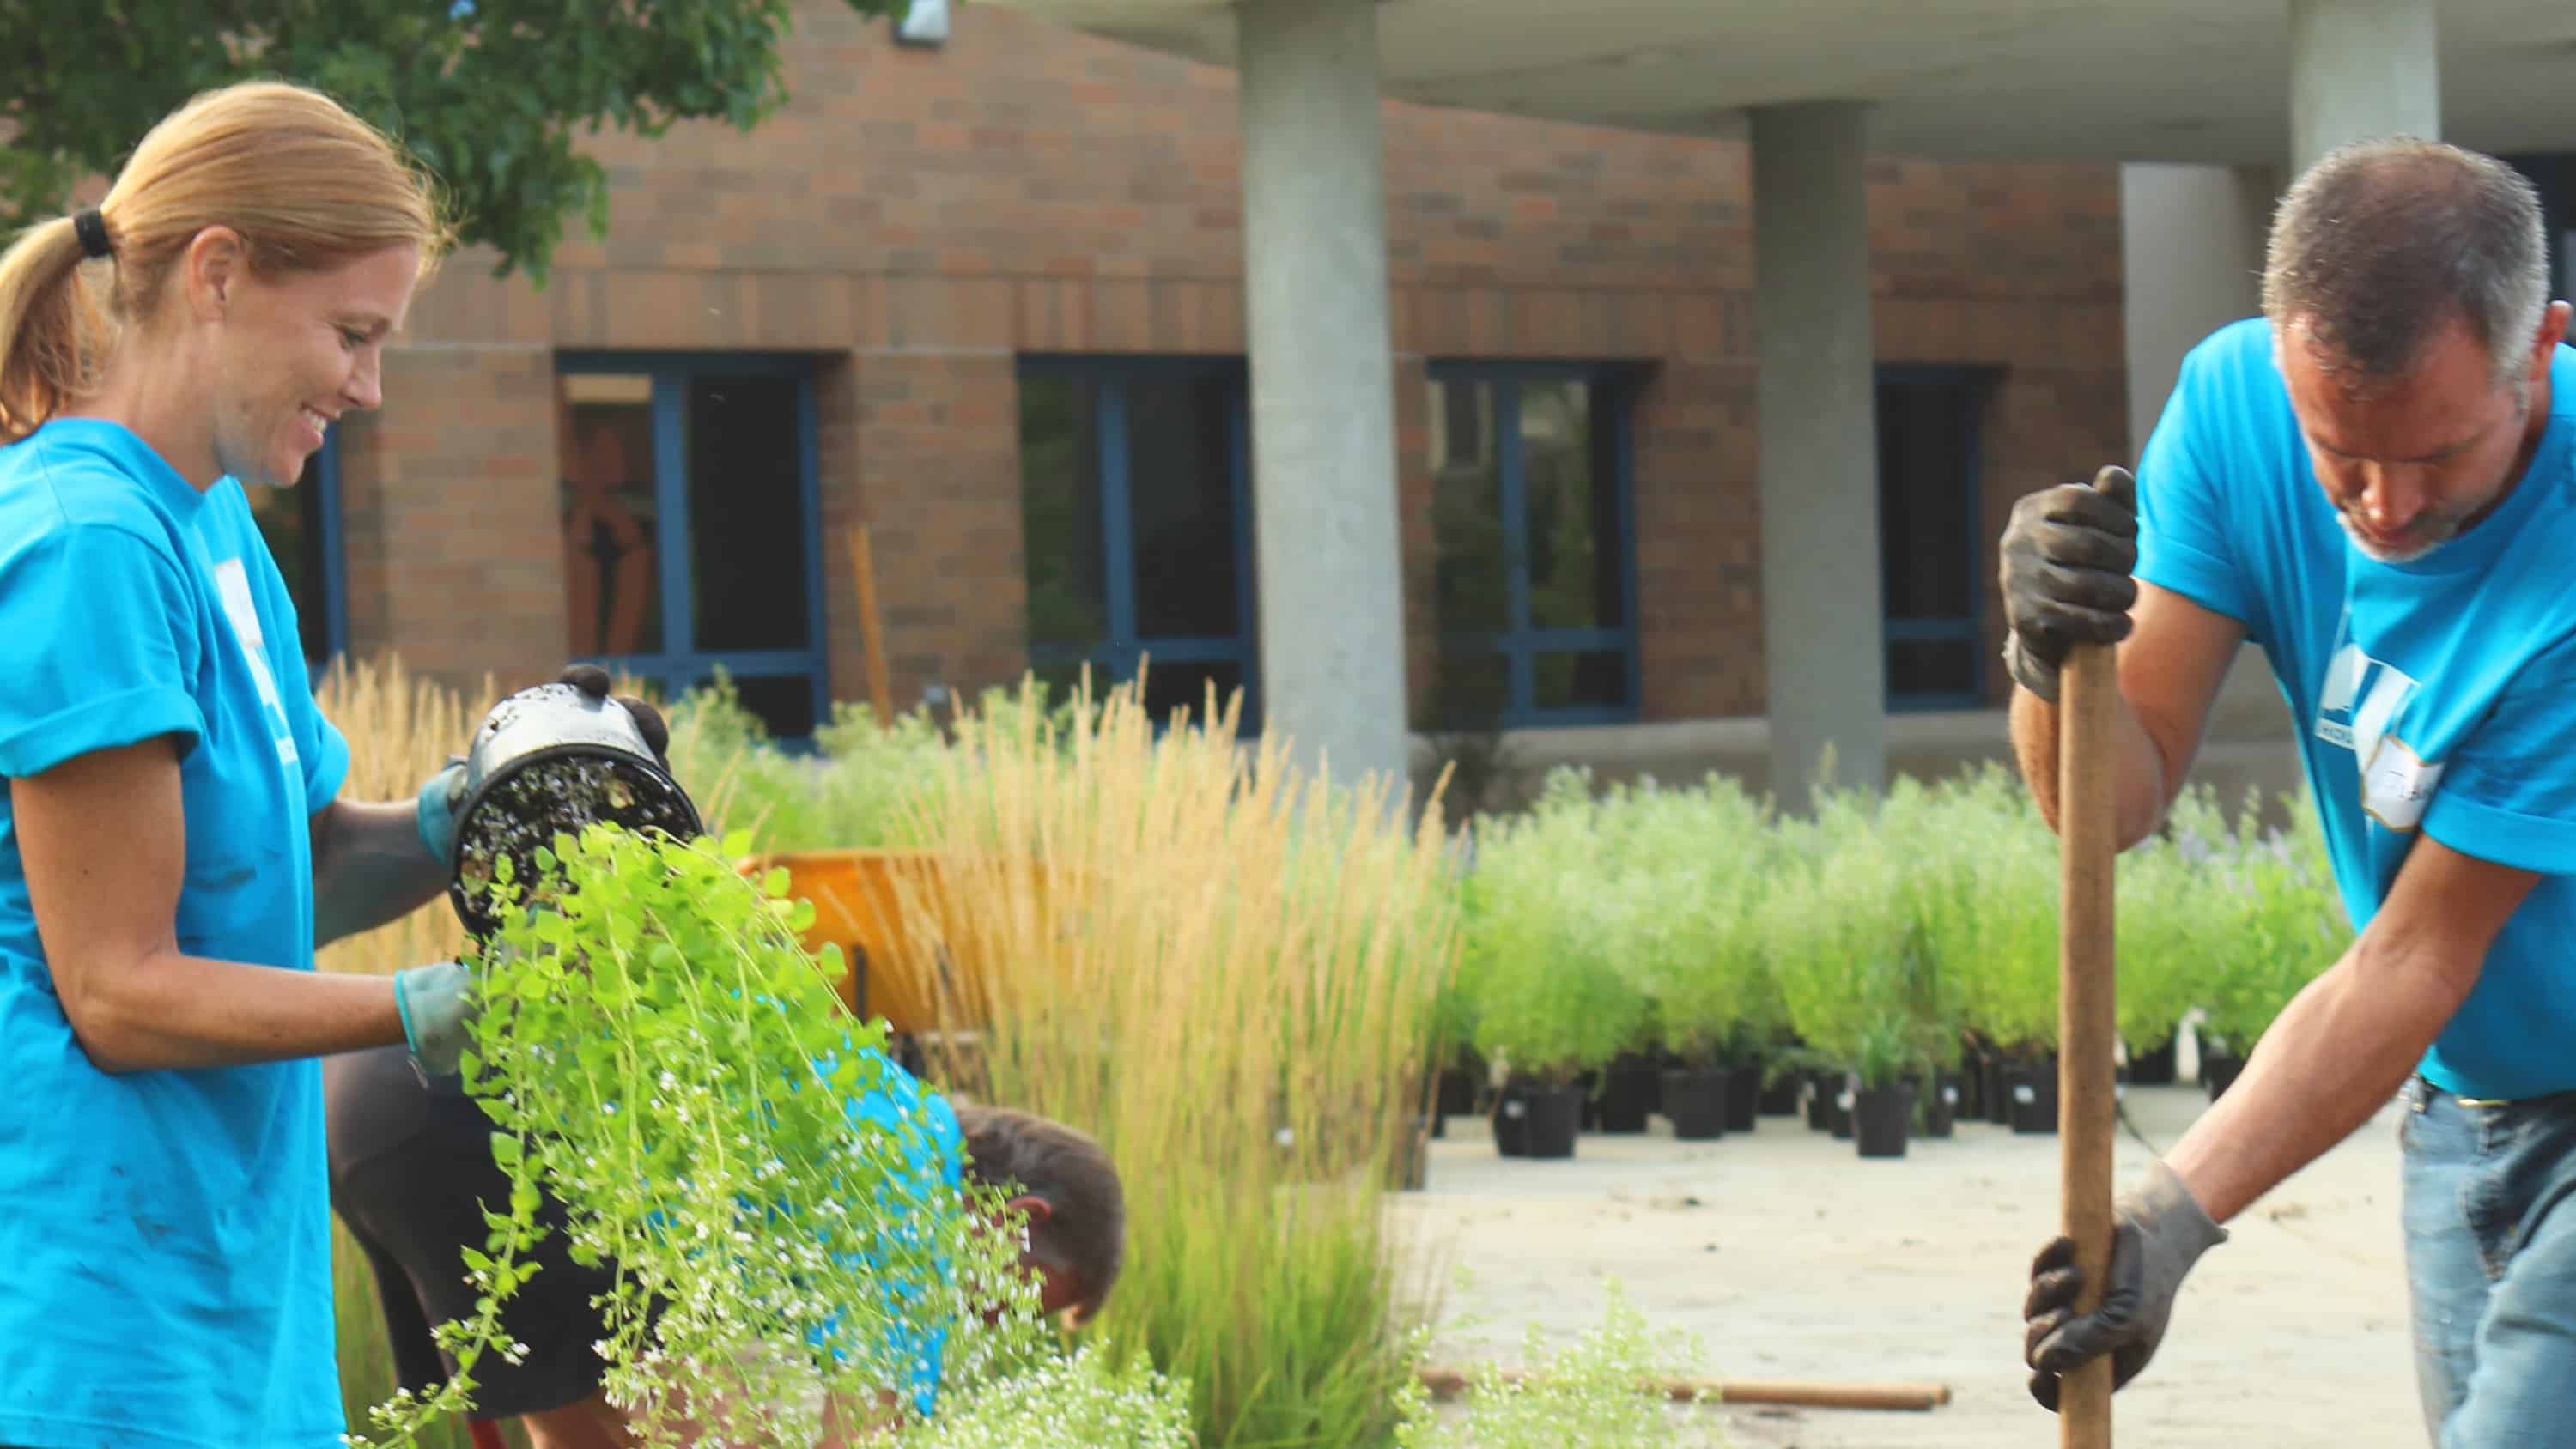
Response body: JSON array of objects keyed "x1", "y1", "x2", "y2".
[
  {"x1": 0, "y1": 419, "x2": 351, "y2": 1448},
  {"x1": 799, "y1": 1035, "x2": 966, "y2": 1419},
  {"x1": 2136, "y1": 318, "x2": 2576, "y2": 1102}
]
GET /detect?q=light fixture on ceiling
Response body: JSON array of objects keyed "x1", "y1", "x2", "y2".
[{"x1": 895, "y1": 0, "x2": 950, "y2": 48}]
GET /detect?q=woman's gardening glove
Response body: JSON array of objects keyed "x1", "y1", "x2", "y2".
[
  {"x1": 1998, "y1": 464, "x2": 2137, "y2": 704},
  {"x1": 2021, "y1": 1157, "x2": 2228, "y2": 1410},
  {"x1": 393, "y1": 961, "x2": 477, "y2": 1087}
]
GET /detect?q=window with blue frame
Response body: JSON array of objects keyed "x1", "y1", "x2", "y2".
[
  {"x1": 555, "y1": 355, "x2": 828, "y2": 742},
  {"x1": 1017, "y1": 356, "x2": 1259, "y2": 731},
  {"x1": 244, "y1": 434, "x2": 349, "y2": 678},
  {"x1": 1876, "y1": 364, "x2": 2001, "y2": 711},
  {"x1": 1423, "y1": 362, "x2": 1641, "y2": 731}
]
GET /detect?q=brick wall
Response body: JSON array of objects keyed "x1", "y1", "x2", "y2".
[
  {"x1": 379, "y1": 0, "x2": 2127, "y2": 723},
  {"x1": 338, "y1": 345, "x2": 568, "y2": 694}
]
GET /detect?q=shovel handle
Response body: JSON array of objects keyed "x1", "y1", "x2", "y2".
[{"x1": 2056, "y1": 464, "x2": 2125, "y2": 1448}]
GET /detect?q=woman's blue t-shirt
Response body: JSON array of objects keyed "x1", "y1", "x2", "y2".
[{"x1": 0, "y1": 419, "x2": 351, "y2": 1448}]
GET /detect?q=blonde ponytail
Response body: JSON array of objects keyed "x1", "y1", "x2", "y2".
[{"x1": 0, "y1": 215, "x2": 116, "y2": 443}]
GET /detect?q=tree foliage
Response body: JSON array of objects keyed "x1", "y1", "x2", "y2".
[{"x1": 0, "y1": 0, "x2": 921, "y2": 283}]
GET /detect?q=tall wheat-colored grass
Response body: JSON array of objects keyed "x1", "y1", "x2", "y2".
[{"x1": 880, "y1": 673, "x2": 1467, "y2": 1448}]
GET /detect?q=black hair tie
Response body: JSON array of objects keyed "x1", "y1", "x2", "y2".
[{"x1": 71, "y1": 209, "x2": 112, "y2": 261}]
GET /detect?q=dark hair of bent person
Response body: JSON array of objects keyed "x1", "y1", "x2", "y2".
[{"x1": 954, "y1": 1103, "x2": 1126, "y2": 1325}]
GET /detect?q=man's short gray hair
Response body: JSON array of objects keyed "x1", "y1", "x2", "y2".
[{"x1": 2262, "y1": 136, "x2": 2549, "y2": 391}]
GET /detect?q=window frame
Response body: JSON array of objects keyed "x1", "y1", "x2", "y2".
[
  {"x1": 1876, "y1": 361, "x2": 2000, "y2": 714},
  {"x1": 1425, "y1": 358, "x2": 1645, "y2": 730},
  {"x1": 556, "y1": 350, "x2": 829, "y2": 743},
  {"x1": 1017, "y1": 353, "x2": 1262, "y2": 732}
]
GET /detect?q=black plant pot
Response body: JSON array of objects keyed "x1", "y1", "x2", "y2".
[
  {"x1": 1917, "y1": 1071, "x2": 1959, "y2": 1139},
  {"x1": 1724, "y1": 1064, "x2": 1761, "y2": 1132},
  {"x1": 1805, "y1": 1070, "x2": 1837, "y2": 1131},
  {"x1": 2127, "y1": 1034, "x2": 2179, "y2": 1088},
  {"x1": 1493, "y1": 1082, "x2": 1528, "y2": 1157},
  {"x1": 1984, "y1": 1051, "x2": 2014, "y2": 1125},
  {"x1": 1854, "y1": 1083, "x2": 1917, "y2": 1158},
  {"x1": 1828, "y1": 1075, "x2": 1856, "y2": 1139},
  {"x1": 2204, "y1": 1052, "x2": 2246, "y2": 1101},
  {"x1": 1595, "y1": 1058, "x2": 1658, "y2": 1134},
  {"x1": 2008, "y1": 1057, "x2": 2060, "y2": 1135},
  {"x1": 1436, "y1": 1067, "x2": 1479, "y2": 1118},
  {"x1": 1519, "y1": 1083, "x2": 1583, "y2": 1159},
  {"x1": 1662, "y1": 1068, "x2": 1729, "y2": 1141},
  {"x1": 1759, "y1": 1068, "x2": 1802, "y2": 1116}
]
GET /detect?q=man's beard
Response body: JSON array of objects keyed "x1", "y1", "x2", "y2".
[{"x1": 2336, "y1": 504, "x2": 2461, "y2": 564}]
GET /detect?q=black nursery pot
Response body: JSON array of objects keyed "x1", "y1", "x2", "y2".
[
  {"x1": 1595, "y1": 1057, "x2": 1659, "y2": 1134},
  {"x1": 1854, "y1": 1083, "x2": 1917, "y2": 1158},
  {"x1": 1829, "y1": 1074, "x2": 1856, "y2": 1139},
  {"x1": 2008, "y1": 1056, "x2": 2061, "y2": 1135},
  {"x1": 1917, "y1": 1071, "x2": 1959, "y2": 1139},
  {"x1": 1984, "y1": 1051, "x2": 2014, "y2": 1126},
  {"x1": 1724, "y1": 1064, "x2": 1761, "y2": 1132},
  {"x1": 1805, "y1": 1070, "x2": 1837, "y2": 1131},
  {"x1": 1518, "y1": 1083, "x2": 1584, "y2": 1159},
  {"x1": 2128, "y1": 1034, "x2": 2180, "y2": 1087},
  {"x1": 1492, "y1": 1082, "x2": 1529, "y2": 1157},
  {"x1": 1662, "y1": 1068, "x2": 1729, "y2": 1141},
  {"x1": 2203, "y1": 1052, "x2": 2246, "y2": 1101},
  {"x1": 1759, "y1": 1068, "x2": 1803, "y2": 1117}
]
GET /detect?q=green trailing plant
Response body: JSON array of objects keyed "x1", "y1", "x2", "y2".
[{"x1": 346, "y1": 822, "x2": 1182, "y2": 1448}]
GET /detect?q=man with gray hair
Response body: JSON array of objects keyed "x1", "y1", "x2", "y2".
[{"x1": 1997, "y1": 136, "x2": 2576, "y2": 1445}]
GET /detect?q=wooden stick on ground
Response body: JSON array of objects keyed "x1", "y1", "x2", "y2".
[
  {"x1": 848, "y1": 524, "x2": 896, "y2": 728},
  {"x1": 1414, "y1": 1367, "x2": 1951, "y2": 1413},
  {"x1": 2054, "y1": 463, "x2": 2129, "y2": 1448}
]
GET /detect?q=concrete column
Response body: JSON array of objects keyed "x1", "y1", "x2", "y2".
[
  {"x1": 2289, "y1": 0, "x2": 2439, "y2": 174},
  {"x1": 1235, "y1": 0, "x2": 1410, "y2": 795},
  {"x1": 1751, "y1": 102, "x2": 1885, "y2": 809},
  {"x1": 2118, "y1": 162, "x2": 2301, "y2": 757}
]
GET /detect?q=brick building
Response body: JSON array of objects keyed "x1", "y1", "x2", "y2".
[{"x1": 259, "y1": 1, "x2": 2134, "y2": 801}]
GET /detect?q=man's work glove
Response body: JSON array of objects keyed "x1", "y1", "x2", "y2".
[
  {"x1": 2022, "y1": 1157, "x2": 2228, "y2": 1410},
  {"x1": 393, "y1": 961, "x2": 476, "y2": 1087},
  {"x1": 1998, "y1": 464, "x2": 2138, "y2": 704},
  {"x1": 415, "y1": 664, "x2": 671, "y2": 868}
]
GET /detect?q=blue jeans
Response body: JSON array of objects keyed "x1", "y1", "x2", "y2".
[{"x1": 2400, "y1": 1076, "x2": 2576, "y2": 1446}]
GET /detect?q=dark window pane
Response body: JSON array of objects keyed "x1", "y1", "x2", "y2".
[
  {"x1": 1430, "y1": 379, "x2": 1508, "y2": 632},
  {"x1": 1425, "y1": 647, "x2": 1512, "y2": 731},
  {"x1": 693, "y1": 672, "x2": 817, "y2": 740},
  {"x1": 1020, "y1": 374, "x2": 1109, "y2": 649},
  {"x1": 1139, "y1": 658, "x2": 1245, "y2": 731},
  {"x1": 559, "y1": 374, "x2": 665, "y2": 657},
  {"x1": 1887, "y1": 637, "x2": 1979, "y2": 701},
  {"x1": 1876, "y1": 377, "x2": 1978, "y2": 623},
  {"x1": 1125, "y1": 373, "x2": 1241, "y2": 639},
  {"x1": 685, "y1": 375, "x2": 808, "y2": 652},
  {"x1": 1533, "y1": 649, "x2": 1628, "y2": 712},
  {"x1": 245, "y1": 450, "x2": 332, "y2": 664},
  {"x1": 1521, "y1": 380, "x2": 1619, "y2": 632}
]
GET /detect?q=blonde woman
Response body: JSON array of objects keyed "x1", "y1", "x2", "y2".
[{"x1": 0, "y1": 81, "x2": 487, "y2": 1447}]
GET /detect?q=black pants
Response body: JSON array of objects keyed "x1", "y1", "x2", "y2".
[{"x1": 325, "y1": 1043, "x2": 628, "y2": 1419}]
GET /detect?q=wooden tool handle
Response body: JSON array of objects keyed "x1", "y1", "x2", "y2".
[
  {"x1": 1413, "y1": 1367, "x2": 1950, "y2": 1413},
  {"x1": 2056, "y1": 463, "x2": 2127, "y2": 1448},
  {"x1": 848, "y1": 525, "x2": 896, "y2": 728}
]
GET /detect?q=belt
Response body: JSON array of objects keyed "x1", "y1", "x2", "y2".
[{"x1": 2411, "y1": 1074, "x2": 2518, "y2": 1110}]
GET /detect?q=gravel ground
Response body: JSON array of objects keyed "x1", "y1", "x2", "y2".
[{"x1": 1389, "y1": 1083, "x2": 2420, "y2": 1448}]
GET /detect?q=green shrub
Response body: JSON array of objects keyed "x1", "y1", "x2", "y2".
[
  {"x1": 1391, "y1": 1282, "x2": 1726, "y2": 1448},
  {"x1": 1463, "y1": 770, "x2": 1652, "y2": 1084}
]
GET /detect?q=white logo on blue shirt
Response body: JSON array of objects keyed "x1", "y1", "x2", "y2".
[
  {"x1": 210, "y1": 558, "x2": 299, "y2": 771},
  {"x1": 2315, "y1": 634, "x2": 2443, "y2": 830}
]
